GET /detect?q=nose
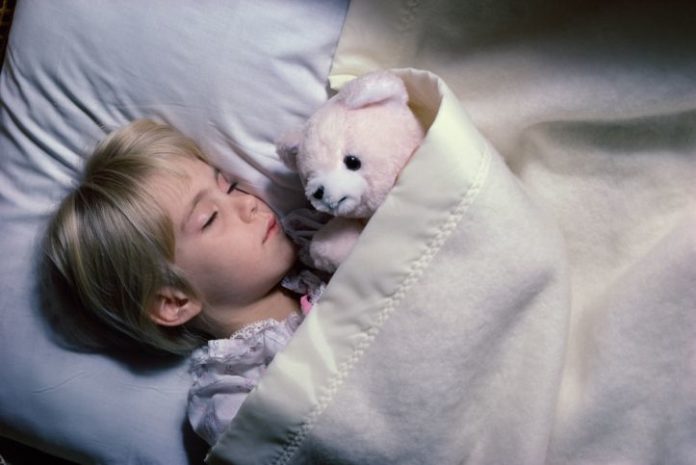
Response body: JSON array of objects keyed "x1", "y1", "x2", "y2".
[
  {"x1": 233, "y1": 191, "x2": 258, "y2": 223},
  {"x1": 312, "y1": 186, "x2": 324, "y2": 200}
]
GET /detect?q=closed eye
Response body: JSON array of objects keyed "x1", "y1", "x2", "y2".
[
  {"x1": 202, "y1": 211, "x2": 218, "y2": 230},
  {"x1": 216, "y1": 168, "x2": 238, "y2": 195}
]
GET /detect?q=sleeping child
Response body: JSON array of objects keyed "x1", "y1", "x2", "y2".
[{"x1": 43, "y1": 119, "x2": 325, "y2": 445}]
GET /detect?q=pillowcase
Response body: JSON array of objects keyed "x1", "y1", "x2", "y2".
[{"x1": 0, "y1": 1, "x2": 347, "y2": 463}]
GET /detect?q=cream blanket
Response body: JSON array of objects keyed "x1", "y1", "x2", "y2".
[{"x1": 209, "y1": 2, "x2": 696, "y2": 464}]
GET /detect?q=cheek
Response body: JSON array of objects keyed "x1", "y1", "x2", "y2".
[
  {"x1": 176, "y1": 237, "x2": 241, "y2": 283},
  {"x1": 195, "y1": 252, "x2": 254, "y2": 298}
]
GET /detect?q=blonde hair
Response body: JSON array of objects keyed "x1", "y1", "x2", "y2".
[{"x1": 43, "y1": 119, "x2": 210, "y2": 355}]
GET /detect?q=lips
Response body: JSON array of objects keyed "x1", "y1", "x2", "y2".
[{"x1": 263, "y1": 215, "x2": 278, "y2": 243}]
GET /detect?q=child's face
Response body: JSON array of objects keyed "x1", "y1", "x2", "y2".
[{"x1": 155, "y1": 157, "x2": 296, "y2": 314}]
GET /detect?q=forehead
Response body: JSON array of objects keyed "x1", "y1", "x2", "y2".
[
  {"x1": 159, "y1": 154, "x2": 208, "y2": 176},
  {"x1": 153, "y1": 156, "x2": 210, "y2": 186},
  {"x1": 148, "y1": 156, "x2": 209, "y2": 212}
]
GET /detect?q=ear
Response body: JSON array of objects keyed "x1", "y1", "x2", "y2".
[
  {"x1": 276, "y1": 128, "x2": 303, "y2": 171},
  {"x1": 148, "y1": 287, "x2": 203, "y2": 327},
  {"x1": 338, "y1": 71, "x2": 409, "y2": 110}
]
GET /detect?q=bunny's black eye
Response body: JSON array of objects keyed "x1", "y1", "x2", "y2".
[{"x1": 344, "y1": 154, "x2": 361, "y2": 171}]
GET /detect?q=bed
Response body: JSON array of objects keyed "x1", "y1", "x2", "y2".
[{"x1": 1, "y1": 1, "x2": 695, "y2": 464}]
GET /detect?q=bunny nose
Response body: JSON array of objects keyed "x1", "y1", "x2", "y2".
[{"x1": 312, "y1": 186, "x2": 324, "y2": 200}]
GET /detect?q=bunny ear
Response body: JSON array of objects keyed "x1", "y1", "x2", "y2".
[
  {"x1": 338, "y1": 71, "x2": 409, "y2": 110},
  {"x1": 275, "y1": 128, "x2": 303, "y2": 171}
]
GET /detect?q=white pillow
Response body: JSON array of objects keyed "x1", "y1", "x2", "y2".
[{"x1": 0, "y1": 1, "x2": 347, "y2": 463}]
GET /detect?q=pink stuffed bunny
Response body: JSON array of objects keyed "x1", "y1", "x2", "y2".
[{"x1": 278, "y1": 70, "x2": 425, "y2": 272}]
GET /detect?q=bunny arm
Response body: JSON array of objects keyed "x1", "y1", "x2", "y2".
[{"x1": 309, "y1": 217, "x2": 365, "y2": 273}]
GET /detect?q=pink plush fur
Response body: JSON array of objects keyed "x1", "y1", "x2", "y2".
[{"x1": 278, "y1": 70, "x2": 425, "y2": 272}]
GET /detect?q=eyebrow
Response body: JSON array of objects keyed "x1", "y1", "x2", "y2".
[{"x1": 181, "y1": 165, "x2": 216, "y2": 232}]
